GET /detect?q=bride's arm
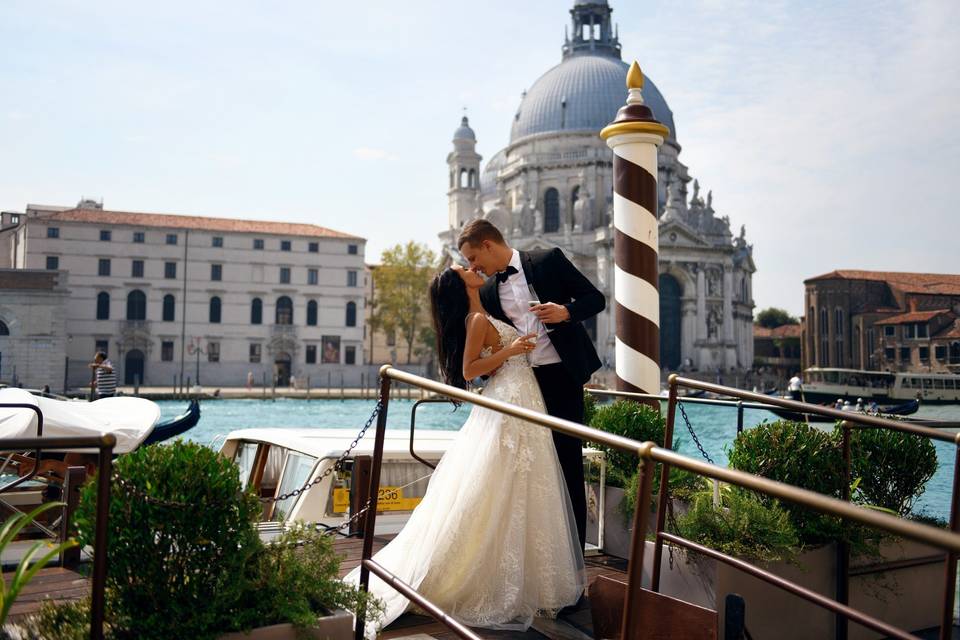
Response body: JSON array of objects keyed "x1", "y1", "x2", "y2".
[{"x1": 462, "y1": 314, "x2": 533, "y2": 380}]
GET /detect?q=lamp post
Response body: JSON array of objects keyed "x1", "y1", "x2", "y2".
[{"x1": 186, "y1": 337, "x2": 206, "y2": 387}]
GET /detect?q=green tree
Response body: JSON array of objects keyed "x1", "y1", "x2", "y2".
[
  {"x1": 372, "y1": 241, "x2": 437, "y2": 364},
  {"x1": 756, "y1": 307, "x2": 799, "y2": 328}
]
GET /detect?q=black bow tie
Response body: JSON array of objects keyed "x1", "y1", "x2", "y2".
[{"x1": 495, "y1": 266, "x2": 518, "y2": 284}]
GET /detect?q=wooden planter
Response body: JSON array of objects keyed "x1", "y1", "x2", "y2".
[
  {"x1": 218, "y1": 609, "x2": 353, "y2": 640},
  {"x1": 644, "y1": 539, "x2": 943, "y2": 640}
]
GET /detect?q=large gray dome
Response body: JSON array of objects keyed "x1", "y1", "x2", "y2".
[{"x1": 509, "y1": 54, "x2": 676, "y2": 144}]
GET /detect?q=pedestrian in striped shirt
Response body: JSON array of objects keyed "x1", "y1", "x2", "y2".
[{"x1": 89, "y1": 351, "x2": 117, "y2": 399}]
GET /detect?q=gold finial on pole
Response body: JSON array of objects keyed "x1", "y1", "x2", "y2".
[{"x1": 626, "y1": 60, "x2": 644, "y2": 90}]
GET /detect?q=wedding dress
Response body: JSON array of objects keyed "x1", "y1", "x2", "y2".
[{"x1": 344, "y1": 315, "x2": 585, "y2": 637}]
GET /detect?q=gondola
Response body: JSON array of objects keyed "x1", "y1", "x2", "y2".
[
  {"x1": 767, "y1": 398, "x2": 920, "y2": 423},
  {"x1": 142, "y1": 399, "x2": 201, "y2": 446}
]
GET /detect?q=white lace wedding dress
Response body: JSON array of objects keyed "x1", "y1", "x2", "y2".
[{"x1": 344, "y1": 315, "x2": 585, "y2": 637}]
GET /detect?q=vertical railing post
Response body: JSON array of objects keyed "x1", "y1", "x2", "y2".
[
  {"x1": 621, "y1": 444, "x2": 656, "y2": 639},
  {"x1": 736, "y1": 400, "x2": 744, "y2": 435},
  {"x1": 940, "y1": 444, "x2": 960, "y2": 640},
  {"x1": 350, "y1": 456, "x2": 372, "y2": 537},
  {"x1": 651, "y1": 374, "x2": 679, "y2": 592},
  {"x1": 355, "y1": 371, "x2": 392, "y2": 640},
  {"x1": 60, "y1": 466, "x2": 85, "y2": 569},
  {"x1": 837, "y1": 422, "x2": 852, "y2": 640},
  {"x1": 90, "y1": 435, "x2": 114, "y2": 640}
]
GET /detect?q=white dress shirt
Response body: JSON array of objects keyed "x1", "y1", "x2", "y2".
[{"x1": 497, "y1": 249, "x2": 561, "y2": 366}]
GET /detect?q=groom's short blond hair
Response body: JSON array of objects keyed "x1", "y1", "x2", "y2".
[{"x1": 457, "y1": 219, "x2": 505, "y2": 249}]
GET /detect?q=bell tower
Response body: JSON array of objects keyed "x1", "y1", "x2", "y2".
[{"x1": 446, "y1": 115, "x2": 482, "y2": 230}]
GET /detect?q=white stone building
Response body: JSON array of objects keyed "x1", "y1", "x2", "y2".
[
  {"x1": 1, "y1": 201, "x2": 366, "y2": 389},
  {"x1": 0, "y1": 267, "x2": 69, "y2": 389},
  {"x1": 440, "y1": 0, "x2": 755, "y2": 375}
]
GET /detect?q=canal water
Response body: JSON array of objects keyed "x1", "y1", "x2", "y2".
[{"x1": 157, "y1": 397, "x2": 960, "y2": 522}]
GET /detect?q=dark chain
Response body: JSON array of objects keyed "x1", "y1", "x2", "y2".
[
  {"x1": 677, "y1": 400, "x2": 714, "y2": 465},
  {"x1": 110, "y1": 383, "x2": 384, "y2": 517},
  {"x1": 262, "y1": 395, "x2": 382, "y2": 505}
]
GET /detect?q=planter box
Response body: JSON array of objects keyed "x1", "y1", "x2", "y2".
[
  {"x1": 586, "y1": 484, "x2": 632, "y2": 559},
  {"x1": 644, "y1": 539, "x2": 943, "y2": 640},
  {"x1": 218, "y1": 609, "x2": 352, "y2": 640}
]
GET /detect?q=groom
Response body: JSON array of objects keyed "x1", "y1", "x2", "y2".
[{"x1": 457, "y1": 219, "x2": 605, "y2": 550}]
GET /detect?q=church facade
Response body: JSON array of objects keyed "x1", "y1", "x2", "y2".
[{"x1": 439, "y1": 0, "x2": 755, "y2": 377}]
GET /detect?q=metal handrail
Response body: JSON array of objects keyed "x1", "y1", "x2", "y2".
[
  {"x1": 0, "y1": 433, "x2": 115, "y2": 640},
  {"x1": 0, "y1": 404, "x2": 44, "y2": 495},
  {"x1": 354, "y1": 366, "x2": 960, "y2": 640},
  {"x1": 659, "y1": 374, "x2": 960, "y2": 640}
]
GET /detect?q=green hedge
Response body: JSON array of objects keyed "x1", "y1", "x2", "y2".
[{"x1": 589, "y1": 399, "x2": 665, "y2": 488}]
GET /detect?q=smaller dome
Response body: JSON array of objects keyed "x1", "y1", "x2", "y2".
[{"x1": 453, "y1": 116, "x2": 476, "y2": 141}]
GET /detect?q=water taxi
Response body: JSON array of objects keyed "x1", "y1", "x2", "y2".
[{"x1": 791, "y1": 367, "x2": 960, "y2": 404}]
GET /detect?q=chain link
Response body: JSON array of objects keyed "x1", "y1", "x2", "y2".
[
  {"x1": 110, "y1": 380, "x2": 385, "y2": 524},
  {"x1": 677, "y1": 400, "x2": 714, "y2": 465}
]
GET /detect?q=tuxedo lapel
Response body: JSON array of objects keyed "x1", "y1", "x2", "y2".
[{"x1": 480, "y1": 278, "x2": 512, "y2": 327}]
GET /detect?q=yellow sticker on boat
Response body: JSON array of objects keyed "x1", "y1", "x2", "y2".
[{"x1": 331, "y1": 487, "x2": 421, "y2": 513}]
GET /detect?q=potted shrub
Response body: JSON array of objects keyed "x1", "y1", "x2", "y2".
[
  {"x1": 584, "y1": 398, "x2": 664, "y2": 558},
  {"x1": 28, "y1": 441, "x2": 379, "y2": 640},
  {"x1": 653, "y1": 420, "x2": 943, "y2": 640}
]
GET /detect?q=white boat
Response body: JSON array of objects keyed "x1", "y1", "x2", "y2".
[
  {"x1": 0, "y1": 387, "x2": 161, "y2": 454},
  {"x1": 220, "y1": 428, "x2": 607, "y2": 544},
  {"x1": 791, "y1": 367, "x2": 960, "y2": 404}
]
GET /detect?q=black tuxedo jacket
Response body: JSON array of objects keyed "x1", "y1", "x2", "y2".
[{"x1": 480, "y1": 248, "x2": 605, "y2": 385}]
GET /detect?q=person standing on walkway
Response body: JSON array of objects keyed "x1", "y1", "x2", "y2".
[{"x1": 89, "y1": 351, "x2": 117, "y2": 399}]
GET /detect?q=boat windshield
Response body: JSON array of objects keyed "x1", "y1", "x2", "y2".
[
  {"x1": 235, "y1": 442, "x2": 259, "y2": 490},
  {"x1": 273, "y1": 452, "x2": 318, "y2": 522}
]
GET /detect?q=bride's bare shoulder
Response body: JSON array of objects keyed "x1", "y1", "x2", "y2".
[{"x1": 465, "y1": 311, "x2": 492, "y2": 330}]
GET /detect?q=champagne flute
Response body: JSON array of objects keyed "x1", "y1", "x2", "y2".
[{"x1": 527, "y1": 284, "x2": 554, "y2": 334}]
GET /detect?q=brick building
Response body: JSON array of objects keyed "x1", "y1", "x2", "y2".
[
  {"x1": 802, "y1": 270, "x2": 960, "y2": 373},
  {"x1": 753, "y1": 323, "x2": 802, "y2": 382}
]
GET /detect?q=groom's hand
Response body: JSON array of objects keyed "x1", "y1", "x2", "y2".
[{"x1": 531, "y1": 302, "x2": 570, "y2": 324}]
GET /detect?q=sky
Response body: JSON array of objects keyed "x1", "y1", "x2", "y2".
[{"x1": 2, "y1": 0, "x2": 958, "y2": 316}]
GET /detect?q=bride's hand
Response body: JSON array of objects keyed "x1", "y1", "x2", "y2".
[{"x1": 508, "y1": 334, "x2": 537, "y2": 356}]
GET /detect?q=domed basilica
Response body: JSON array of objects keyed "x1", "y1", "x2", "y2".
[{"x1": 439, "y1": 0, "x2": 755, "y2": 376}]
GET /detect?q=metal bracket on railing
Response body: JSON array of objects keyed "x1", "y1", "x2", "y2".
[{"x1": 409, "y1": 398, "x2": 459, "y2": 470}]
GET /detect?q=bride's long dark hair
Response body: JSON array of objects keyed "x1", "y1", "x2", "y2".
[{"x1": 429, "y1": 268, "x2": 469, "y2": 390}]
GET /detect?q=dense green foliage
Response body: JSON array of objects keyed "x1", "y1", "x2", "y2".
[
  {"x1": 845, "y1": 426, "x2": 937, "y2": 516},
  {"x1": 589, "y1": 400, "x2": 665, "y2": 488},
  {"x1": 74, "y1": 442, "x2": 262, "y2": 639},
  {"x1": 728, "y1": 420, "x2": 845, "y2": 544},
  {"x1": 675, "y1": 486, "x2": 799, "y2": 563},
  {"x1": 755, "y1": 307, "x2": 799, "y2": 328},
  {"x1": 68, "y1": 441, "x2": 378, "y2": 640},
  {"x1": 231, "y1": 523, "x2": 382, "y2": 632},
  {"x1": 583, "y1": 389, "x2": 598, "y2": 428}
]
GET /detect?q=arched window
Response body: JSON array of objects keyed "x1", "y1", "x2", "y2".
[
  {"x1": 307, "y1": 300, "x2": 318, "y2": 326},
  {"x1": 96, "y1": 292, "x2": 110, "y2": 320},
  {"x1": 209, "y1": 297, "x2": 222, "y2": 323},
  {"x1": 0, "y1": 320, "x2": 8, "y2": 336},
  {"x1": 276, "y1": 296, "x2": 293, "y2": 325},
  {"x1": 543, "y1": 188, "x2": 560, "y2": 233},
  {"x1": 835, "y1": 307, "x2": 844, "y2": 364},
  {"x1": 459, "y1": 168, "x2": 468, "y2": 188},
  {"x1": 819, "y1": 307, "x2": 829, "y2": 366},
  {"x1": 126, "y1": 290, "x2": 146, "y2": 321},
  {"x1": 468, "y1": 169, "x2": 476, "y2": 188},
  {"x1": 251, "y1": 298, "x2": 263, "y2": 325},
  {"x1": 346, "y1": 301, "x2": 357, "y2": 327},
  {"x1": 162, "y1": 294, "x2": 175, "y2": 322}
]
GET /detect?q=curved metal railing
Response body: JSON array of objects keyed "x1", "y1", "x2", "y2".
[{"x1": 353, "y1": 366, "x2": 960, "y2": 640}]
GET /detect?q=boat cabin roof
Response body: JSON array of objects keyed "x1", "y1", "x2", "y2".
[{"x1": 224, "y1": 428, "x2": 460, "y2": 460}]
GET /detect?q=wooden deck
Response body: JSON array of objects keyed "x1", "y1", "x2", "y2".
[{"x1": 5, "y1": 534, "x2": 626, "y2": 639}]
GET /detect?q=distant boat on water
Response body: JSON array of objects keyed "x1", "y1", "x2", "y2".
[{"x1": 790, "y1": 367, "x2": 960, "y2": 404}]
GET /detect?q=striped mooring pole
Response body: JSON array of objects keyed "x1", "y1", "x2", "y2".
[{"x1": 600, "y1": 61, "x2": 670, "y2": 395}]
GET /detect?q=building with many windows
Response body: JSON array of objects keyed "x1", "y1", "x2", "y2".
[
  {"x1": 802, "y1": 270, "x2": 960, "y2": 373},
  {"x1": 1, "y1": 200, "x2": 366, "y2": 388}
]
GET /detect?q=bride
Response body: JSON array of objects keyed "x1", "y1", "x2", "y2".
[{"x1": 344, "y1": 263, "x2": 585, "y2": 636}]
